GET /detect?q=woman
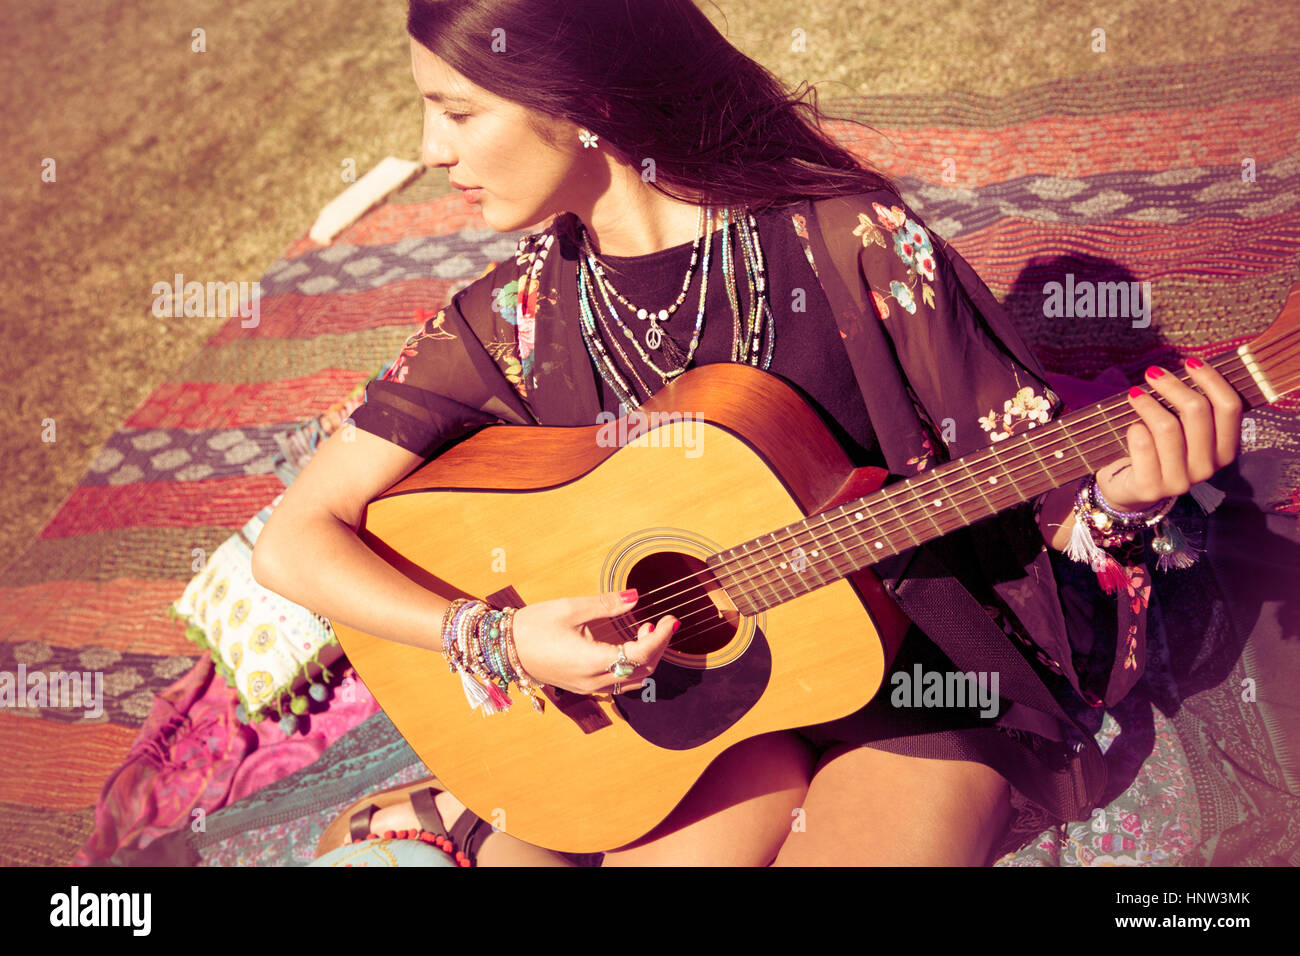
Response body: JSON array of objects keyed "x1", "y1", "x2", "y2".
[{"x1": 252, "y1": 0, "x2": 1243, "y2": 866}]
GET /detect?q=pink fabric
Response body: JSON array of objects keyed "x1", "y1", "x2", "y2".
[{"x1": 73, "y1": 656, "x2": 380, "y2": 865}]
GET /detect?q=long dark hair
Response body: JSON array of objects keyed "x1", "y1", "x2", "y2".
[{"x1": 407, "y1": 0, "x2": 900, "y2": 216}]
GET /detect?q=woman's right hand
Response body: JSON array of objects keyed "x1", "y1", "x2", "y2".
[{"x1": 508, "y1": 589, "x2": 677, "y2": 695}]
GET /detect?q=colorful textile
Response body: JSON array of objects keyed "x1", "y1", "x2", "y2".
[{"x1": 70, "y1": 656, "x2": 381, "y2": 865}]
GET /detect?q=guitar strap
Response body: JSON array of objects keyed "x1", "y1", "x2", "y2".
[
  {"x1": 800, "y1": 194, "x2": 1107, "y2": 821},
  {"x1": 889, "y1": 547, "x2": 1105, "y2": 821}
]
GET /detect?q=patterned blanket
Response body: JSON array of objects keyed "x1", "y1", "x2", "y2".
[{"x1": 2, "y1": 49, "x2": 1296, "y2": 866}]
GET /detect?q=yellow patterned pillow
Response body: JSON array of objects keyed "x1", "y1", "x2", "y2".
[{"x1": 168, "y1": 493, "x2": 342, "y2": 732}]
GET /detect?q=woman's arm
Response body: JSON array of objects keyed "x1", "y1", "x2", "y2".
[
  {"x1": 251, "y1": 422, "x2": 679, "y2": 696},
  {"x1": 1035, "y1": 483, "x2": 1079, "y2": 552},
  {"x1": 251, "y1": 427, "x2": 454, "y2": 653}
]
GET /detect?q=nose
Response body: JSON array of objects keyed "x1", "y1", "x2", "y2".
[{"x1": 420, "y1": 111, "x2": 455, "y2": 170}]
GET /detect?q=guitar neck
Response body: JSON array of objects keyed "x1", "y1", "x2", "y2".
[{"x1": 707, "y1": 346, "x2": 1283, "y2": 616}]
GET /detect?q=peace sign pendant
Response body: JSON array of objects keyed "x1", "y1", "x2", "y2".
[{"x1": 638, "y1": 307, "x2": 669, "y2": 351}]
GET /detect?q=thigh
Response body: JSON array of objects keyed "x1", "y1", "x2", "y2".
[
  {"x1": 601, "y1": 731, "x2": 817, "y2": 867},
  {"x1": 772, "y1": 744, "x2": 1012, "y2": 867}
]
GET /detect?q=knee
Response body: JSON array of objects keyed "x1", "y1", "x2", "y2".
[
  {"x1": 774, "y1": 746, "x2": 1012, "y2": 866},
  {"x1": 708, "y1": 731, "x2": 818, "y2": 803}
]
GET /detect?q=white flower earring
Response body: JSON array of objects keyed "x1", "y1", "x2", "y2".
[{"x1": 578, "y1": 128, "x2": 599, "y2": 149}]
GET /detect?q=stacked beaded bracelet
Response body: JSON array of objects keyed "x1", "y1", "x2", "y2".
[
  {"x1": 1066, "y1": 473, "x2": 1205, "y2": 590},
  {"x1": 1074, "y1": 473, "x2": 1175, "y2": 548},
  {"x1": 439, "y1": 598, "x2": 545, "y2": 715}
]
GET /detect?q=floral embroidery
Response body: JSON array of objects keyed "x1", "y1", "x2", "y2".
[
  {"x1": 894, "y1": 220, "x2": 937, "y2": 282},
  {"x1": 1111, "y1": 561, "x2": 1149, "y2": 671},
  {"x1": 791, "y1": 212, "x2": 822, "y2": 283},
  {"x1": 1123, "y1": 623, "x2": 1140, "y2": 671},
  {"x1": 481, "y1": 281, "x2": 525, "y2": 393},
  {"x1": 906, "y1": 432, "x2": 936, "y2": 473},
  {"x1": 485, "y1": 339, "x2": 524, "y2": 390},
  {"x1": 890, "y1": 280, "x2": 915, "y2": 314},
  {"x1": 852, "y1": 210, "x2": 885, "y2": 249},
  {"x1": 978, "y1": 385, "x2": 1054, "y2": 441},
  {"x1": 383, "y1": 306, "x2": 457, "y2": 384},
  {"x1": 501, "y1": 232, "x2": 557, "y2": 398},
  {"x1": 874, "y1": 202, "x2": 906, "y2": 231},
  {"x1": 860, "y1": 203, "x2": 938, "y2": 317},
  {"x1": 1121, "y1": 562, "x2": 1152, "y2": 617},
  {"x1": 792, "y1": 212, "x2": 809, "y2": 241},
  {"x1": 870, "y1": 289, "x2": 890, "y2": 321}
]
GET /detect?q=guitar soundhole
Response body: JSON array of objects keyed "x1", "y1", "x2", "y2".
[{"x1": 624, "y1": 552, "x2": 738, "y2": 656}]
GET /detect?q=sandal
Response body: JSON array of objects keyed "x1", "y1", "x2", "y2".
[{"x1": 315, "y1": 777, "x2": 493, "y2": 867}]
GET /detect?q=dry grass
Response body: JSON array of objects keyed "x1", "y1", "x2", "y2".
[{"x1": 0, "y1": 0, "x2": 1292, "y2": 566}]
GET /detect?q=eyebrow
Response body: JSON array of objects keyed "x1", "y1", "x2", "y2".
[{"x1": 421, "y1": 91, "x2": 472, "y2": 106}]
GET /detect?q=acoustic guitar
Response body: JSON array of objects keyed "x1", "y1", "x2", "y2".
[{"x1": 329, "y1": 285, "x2": 1299, "y2": 853}]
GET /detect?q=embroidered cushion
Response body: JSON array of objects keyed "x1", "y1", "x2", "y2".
[{"x1": 168, "y1": 494, "x2": 343, "y2": 730}]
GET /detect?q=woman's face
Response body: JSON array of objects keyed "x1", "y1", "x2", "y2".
[{"x1": 410, "y1": 39, "x2": 588, "y2": 233}]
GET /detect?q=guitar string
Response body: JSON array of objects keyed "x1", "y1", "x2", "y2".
[
  {"x1": 641, "y1": 350, "x2": 1300, "y2": 646},
  {"x1": 599, "y1": 340, "x2": 1300, "y2": 650},
  {"x1": 626, "y1": 346, "x2": 1291, "y2": 621},
  {"x1": 639, "y1": 346, "x2": 1300, "y2": 648},
  {"x1": 637, "y1": 356, "x2": 1300, "y2": 650}
]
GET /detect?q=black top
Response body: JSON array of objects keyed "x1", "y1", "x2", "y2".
[{"x1": 580, "y1": 207, "x2": 886, "y2": 470}]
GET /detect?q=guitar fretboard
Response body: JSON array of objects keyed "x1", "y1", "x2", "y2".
[{"x1": 707, "y1": 352, "x2": 1265, "y2": 615}]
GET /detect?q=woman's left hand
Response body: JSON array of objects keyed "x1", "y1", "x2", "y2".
[{"x1": 1095, "y1": 358, "x2": 1244, "y2": 512}]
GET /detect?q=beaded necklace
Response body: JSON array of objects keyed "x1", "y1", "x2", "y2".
[
  {"x1": 583, "y1": 203, "x2": 711, "y2": 362},
  {"x1": 580, "y1": 206, "x2": 719, "y2": 392},
  {"x1": 574, "y1": 204, "x2": 775, "y2": 409}
]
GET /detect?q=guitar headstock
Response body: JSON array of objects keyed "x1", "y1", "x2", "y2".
[{"x1": 1243, "y1": 280, "x2": 1300, "y2": 406}]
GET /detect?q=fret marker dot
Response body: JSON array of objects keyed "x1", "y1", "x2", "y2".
[
  {"x1": 811, "y1": 550, "x2": 819, "y2": 557},
  {"x1": 1054, "y1": 450, "x2": 1064, "y2": 459},
  {"x1": 932, "y1": 498, "x2": 943, "y2": 507},
  {"x1": 779, "y1": 562, "x2": 787, "y2": 569},
  {"x1": 988, "y1": 477, "x2": 998, "y2": 484},
  {"x1": 874, "y1": 541, "x2": 883, "y2": 549},
  {"x1": 854, "y1": 512, "x2": 864, "y2": 520}
]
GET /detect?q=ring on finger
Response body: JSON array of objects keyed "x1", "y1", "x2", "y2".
[{"x1": 607, "y1": 643, "x2": 639, "y2": 680}]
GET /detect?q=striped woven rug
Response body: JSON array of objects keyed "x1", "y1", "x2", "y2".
[{"x1": 2, "y1": 48, "x2": 1297, "y2": 866}]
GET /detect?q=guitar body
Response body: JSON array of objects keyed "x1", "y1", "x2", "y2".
[{"x1": 331, "y1": 364, "x2": 913, "y2": 853}]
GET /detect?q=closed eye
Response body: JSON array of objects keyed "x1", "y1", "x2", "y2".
[{"x1": 443, "y1": 111, "x2": 470, "y2": 123}]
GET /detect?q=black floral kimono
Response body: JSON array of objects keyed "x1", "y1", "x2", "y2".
[{"x1": 347, "y1": 188, "x2": 1152, "y2": 822}]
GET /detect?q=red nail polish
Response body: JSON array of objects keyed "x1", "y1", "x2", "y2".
[
  {"x1": 1129, "y1": 386, "x2": 1143, "y2": 399},
  {"x1": 1185, "y1": 357, "x2": 1204, "y2": 370},
  {"x1": 671, "y1": 620, "x2": 681, "y2": 634},
  {"x1": 620, "y1": 589, "x2": 637, "y2": 602},
  {"x1": 1145, "y1": 366, "x2": 1164, "y2": 379}
]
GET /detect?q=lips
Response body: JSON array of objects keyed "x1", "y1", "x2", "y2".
[{"x1": 449, "y1": 181, "x2": 479, "y2": 190}]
